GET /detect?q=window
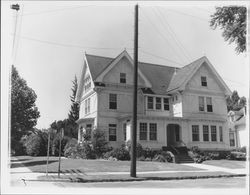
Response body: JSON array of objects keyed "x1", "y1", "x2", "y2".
[
  {"x1": 192, "y1": 125, "x2": 199, "y2": 141},
  {"x1": 120, "y1": 73, "x2": 126, "y2": 83},
  {"x1": 85, "y1": 98, "x2": 90, "y2": 115},
  {"x1": 140, "y1": 123, "x2": 147, "y2": 140},
  {"x1": 203, "y1": 125, "x2": 209, "y2": 141},
  {"x1": 219, "y1": 126, "x2": 223, "y2": 142},
  {"x1": 147, "y1": 96, "x2": 153, "y2": 109},
  {"x1": 123, "y1": 123, "x2": 127, "y2": 141},
  {"x1": 206, "y1": 97, "x2": 213, "y2": 112},
  {"x1": 109, "y1": 94, "x2": 117, "y2": 109},
  {"x1": 149, "y1": 123, "x2": 157, "y2": 141},
  {"x1": 199, "y1": 97, "x2": 205, "y2": 111},
  {"x1": 86, "y1": 124, "x2": 92, "y2": 140},
  {"x1": 163, "y1": 98, "x2": 169, "y2": 111},
  {"x1": 109, "y1": 124, "x2": 117, "y2": 141},
  {"x1": 84, "y1": 74, "x2": 91, "y2": 92},
  {"x1": 155, "y1": 97, "x2": 162, "y2": 110},
  {"x1": 229, "y1": 133, "x2": 235, "y2": 146},
  {"x1": 211, "y1": 126, "x2": 217, "y2": 141},
  {"x1": 201, "y1": 76, "x2": 207, "y2": 86}
]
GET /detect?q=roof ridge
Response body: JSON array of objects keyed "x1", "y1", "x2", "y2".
[
  {"x1": 85, "y1": 53, "x2": 115, "y2": 60},
  {"x1": 139, "y1": 61, "x2": 180, "y2": 69},
  {"x1": 181, "y1": 56, "x2": 206, "y2": 68}
]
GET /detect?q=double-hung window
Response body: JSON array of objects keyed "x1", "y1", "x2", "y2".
[
  {"x1": 163, "y1": 98, "x2": 169, "y2": 111},
  {"x1": 229, "y1": 133, "x2": 235, "y2": 146},
  {"x1": 123, "y1": 123, "x2": 127, "y2": 141},
  {"x1": 85, "y1": 98, "x2": 90, "y2": 115},
  {"x1": 155, "y1": 97, "x2": 162, "y2": 110},
  {"x1": 149, "y1": 123, "x2": 157, "y2": 141},
  {"x1": 211, "y1": 126, "x2": 217, "y2": 141},
  {"x1": 219, "y1": 126, "x2": 223, "y2": 142},
  {"x1": 109, "y1": 124, "x2": 117, "y2": 141},
  {"x1": 199, "y1": 97, "x2": 205, "y2": 111},
  {"x1": 139, "y1": 123, "x2": 147, "y2": 140},
  {"x1": 206, "y1": 97, "x2": 213, "y2": 112},
  {"x1": 109, "y1": 94, "x2": 117, "y2": 109},
  {"x1": 201, "y1": 76, "x2": 207, "y2": 86},
  {"x1": 192, "y1": 125, "x2": 199, "y2": 141},
  {"x1": 120, "y1": 73, "x2": 126, "y2": 83},
  {"x1": 203, "y1": 125, "x2": 209, "y2": 141},
  {"x1": 147, "y1": 96, "x2": 154, "y2": 109}
]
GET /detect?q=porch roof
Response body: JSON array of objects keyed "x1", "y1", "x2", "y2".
[{"x1": 76, "y1": 117, "x2": 94, "y2": 124}]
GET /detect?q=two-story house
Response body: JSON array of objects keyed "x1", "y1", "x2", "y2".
[{"x1": 75, "y1": 50, "x2": 232, "y2": 151}]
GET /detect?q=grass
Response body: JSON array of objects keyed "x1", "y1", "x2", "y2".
[
  {"x1": 12, "y1": 156, "x2": 203, "y2": 173},
  {"x1": 36, "y1": 171, "x2": 246, "y2": 183},
  {"x1": 202, "y1": 160, "x2": 246, "y2": 169}
]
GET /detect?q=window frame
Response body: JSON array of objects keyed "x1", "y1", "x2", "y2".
[
  {"x1": 219, "y1": 126, "x2": 223, "y2": 142},
  {"x1": 149, "y1": 123, "x2": 157, "y2": 141},
  {"x1": 109, "y1": 94, "x2": 117, "y2": 110},
  {"x1": 211, "y1": 125, "x2": 217, "y2": 141},
  {"x1": 123, "y1": 123, "x2": 127, "y2": 141},
  {"x1": 206, "y1": 97, "x2": 213, "y2": 112},
  {"x1": 147, "y1": 96, "x2": 154, "y2": 110},
  {"x1": 155, "y1": 97, "x2": 162, "y2": 110},
  {"x1": 199, "y1": 96, "x2": 205, "y2": 112},
  {"x1": 139, "y1": 123, "x2": 147, "y2": 141},
  {"x1": 192, "y1": 125, "x2": 200, "y2": 141},
  {"x1": 163, "y1": 98, "x2": 170, "y2": 111},
  {"x1": 120, "y1": 73, "x2": 126, "y2": 84},
  {"x1": 203, "y1": 125, "x2": 209, "y2": 142},
  {"x1": 201, "y1": 76, "x2": 207, "y2": 87},
  {"x1": 229, "y1": 132, "x2": 235, "y2": 146},
  {"x1": 109, "y1": 124, "x2": 117, "y2": 141}
]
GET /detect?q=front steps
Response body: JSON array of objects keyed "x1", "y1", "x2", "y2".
[{"x1": 162, "y1": 146, "x2": 194, "y2": 163}]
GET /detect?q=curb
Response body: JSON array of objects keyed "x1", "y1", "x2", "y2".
[{"x1": 25, "y1": 173, "x2": 246, "y2": 183}]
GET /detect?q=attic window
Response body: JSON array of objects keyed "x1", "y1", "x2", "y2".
[
  {"x1": 201, "y1": 76, "x2": 207, "y2": 87},
  {"x1": 120, "y1": 73, "x2": 126, "y2": 84}
]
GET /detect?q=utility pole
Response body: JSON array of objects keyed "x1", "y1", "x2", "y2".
[
  {"x1": 130, "y1": 4, "x2": 138, "y2": 178},
  {"x1": 10, "y1": 4, "x2": 20, "y2": 55},
  {"x1": 46, "y1": 129, "x2": 51, "y2": 177},
  {"x1": 58, "y1": 128, "x2": 63, "y2": 178}
]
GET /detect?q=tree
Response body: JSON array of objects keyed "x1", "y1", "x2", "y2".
[
  {"x1": 210, "y1": 6, "x2": 246, "y2": 53},
  {"x1": 66, "y1": 76, "x2": 79, "y2": 138},
  {"x1": 11, "y1": 65, "x2": 40, "y2": 155},
  {"x1": 226, "y1": 90, "x2": 246, "y2": 111}
]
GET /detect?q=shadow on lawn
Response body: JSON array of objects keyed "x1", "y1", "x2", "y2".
[
  {"x1": 11, "y1": 160, "x2": 58, "y2": 168},
  {"x1": 11, "y1": 158, "x2": 31, "y2": 162}
]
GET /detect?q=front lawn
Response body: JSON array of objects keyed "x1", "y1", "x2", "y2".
[
  {"x1": 202, "y1": 160, "x2": 246, "y2": 169},
  {"x1": 11, "y1": 156, "x2": 203, "y2": 173}
]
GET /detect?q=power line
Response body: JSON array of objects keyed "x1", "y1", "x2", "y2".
[
  {"x1": 18, "y1": 35, "x2": 132, "y2": 51},
  {"x1": 153, "y1": 7, "x2": 192, "y2": 62},
  {"x1": 140, "y1": 50, "x2": 183, "y2": 66},
  {"x1": 140, "y1": 8, "x2": 186, "y2": 64},
  {"x1": 22, "y1": 5, "x2": 93, "y2": 16},
  {"x1": 163, "y1": 8, "x2": 209, "y2": 22}
]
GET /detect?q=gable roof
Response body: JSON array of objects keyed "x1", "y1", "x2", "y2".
[
  {"x1": 167, "y1": 57, "x2": 205, "y2": 92},
  {"x1": 82, "y1": 51, "x2": 231, "y2": 96}
]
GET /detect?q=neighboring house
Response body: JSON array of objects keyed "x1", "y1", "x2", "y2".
[
  {"x1": 75, "y1": 50, "x2": 232, "y2": 151},
  {"x1": 228, "y1": 107, "x2": 247, "y2": 148}
]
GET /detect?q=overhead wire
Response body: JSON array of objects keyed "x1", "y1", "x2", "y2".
[
  {"x1": 140, "y1": 7, "x2": 186, "y2": 64},
  {"x1": 18, "y1": 35, "x2": 133, "y2": 51},
  {"x1": 152, "y1": 7, "x2": 192, "y2": 62},
  {"x1": 22, "y1": 5, "x2": 94, "y2": 16}
]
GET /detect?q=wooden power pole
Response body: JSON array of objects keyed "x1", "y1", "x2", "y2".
[{"x1": 130, "y1": 4, "x2": 139, "y2": 178}]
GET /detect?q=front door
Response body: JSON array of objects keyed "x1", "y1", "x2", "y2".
[{"x1": 167, "y1": 124, "x2": 180, "y2": 147}]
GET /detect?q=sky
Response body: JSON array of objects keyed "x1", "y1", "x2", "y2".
[{"x1": 3, "y1": 1, "x2": 249, "y2": 130}]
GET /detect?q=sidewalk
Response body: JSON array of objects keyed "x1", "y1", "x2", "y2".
[{"x1": 10, "y1": 157, "x2": 247, "y2": 185}]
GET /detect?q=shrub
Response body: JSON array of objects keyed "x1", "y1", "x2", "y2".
[
  {"x1": 152, "y1": 154, "x2": 166, "y2": 162},
  {"x1": 143, "y1": 147, "x2": 159, "y2": 160},
  {"x1": 91, "y1": 130, "x2": 111, "y2": 158},
  {"x1": 53, "y1": 135, "x2": 71, "y2": 156},
  {"x1": 63, "y1": 138, "x2": 78, "y2": 158},
  {"x1": 104, "y1": 145, "x2": 130, "y2": 161},
  {"x1": 127, "y1": 142, "x2": 144, "y2": 158},
  {"x1": 64, "y1": 142, "x2": 96, "y2": 159}
]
